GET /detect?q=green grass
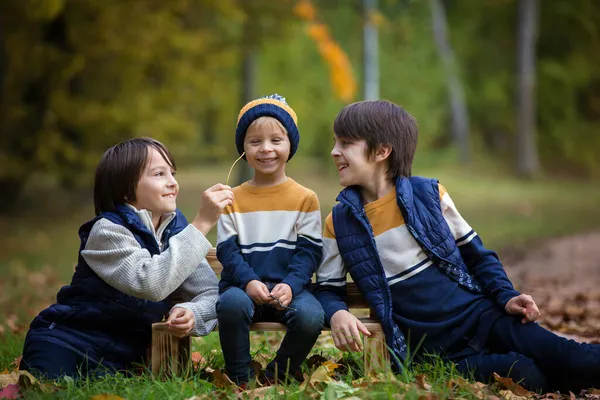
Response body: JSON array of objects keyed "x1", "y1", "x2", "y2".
[{"x1": 2, "y1": 157, "x2": 600, "y2": 398}]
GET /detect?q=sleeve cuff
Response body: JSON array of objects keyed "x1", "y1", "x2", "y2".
[{"x1": 497, "y1": 289, "x2": 521, "y2": 308}]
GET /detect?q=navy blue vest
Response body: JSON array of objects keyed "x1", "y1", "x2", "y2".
[
  {"x1": 332, "y1": 176, "x2": 482, "y2": 371},
  {"x1": 29, "y1": 205, "x2": 189, "y2": 365}
]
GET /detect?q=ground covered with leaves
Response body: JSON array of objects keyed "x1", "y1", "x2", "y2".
[{"x1": 1, "y1": 231, "x2": 599, "y2": 399}]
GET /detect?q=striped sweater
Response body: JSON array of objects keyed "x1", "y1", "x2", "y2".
[
  {"x1": 216, "y1": 178, "x2": 323, "y2": 296},
  {"x1": 317, "y1": 184, "x2": 507, "y2": 353}
]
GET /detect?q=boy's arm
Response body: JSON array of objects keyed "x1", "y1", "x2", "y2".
[
  {"x1": 216, "y1": 211, "x2": 261, "y2": 289},
  {"x1": 82, "y1": 218, "x2": 212, "y2": 302},
  {"x1": 440, "y1": 185, "x2": 520, "y2": 307},
  {"x1": 313, "y1": 213, "x2": 350, "y2": 325},
  {"x1": 281, "y1": 194, "x2": 324, "y2": 297},
  {"x1": 170, "y1": 259, "x2": 219, "y2": 336}
]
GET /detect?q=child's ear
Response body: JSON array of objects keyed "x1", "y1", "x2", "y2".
[{"x1": 375, "y1": 144, "x2": 392, "y2": 162}]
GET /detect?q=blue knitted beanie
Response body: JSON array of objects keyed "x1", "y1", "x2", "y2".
[{"x1": 235, "y1": 94, "x2": 300, "y2": 160}]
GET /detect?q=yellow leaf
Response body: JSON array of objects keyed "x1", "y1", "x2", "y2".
[{"x1": 0, "y1": 370, "x2": 37, "y2": 389}]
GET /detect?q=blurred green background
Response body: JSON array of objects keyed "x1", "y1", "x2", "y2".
[{"x1": 1, "y1": 0, "x2": 600, "y2": 330}]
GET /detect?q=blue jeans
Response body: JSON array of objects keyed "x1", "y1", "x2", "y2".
[
  {"x1": 451, "y1": 311, "x2": 600, "y2": 393},
  {"x1": 22, "y1": 336, "x2": 126, "y2": 379},
  {"x1": 217, "y1": 286, "x2": 324, "y2": 384}
]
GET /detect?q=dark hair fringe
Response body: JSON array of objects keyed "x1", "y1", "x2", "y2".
[
  {"x1": 333, "y1": 100, "x2": 418, "y2": 179},
  {"x1": 93, "y1": 137, "x2": 176, "y2": 215}
]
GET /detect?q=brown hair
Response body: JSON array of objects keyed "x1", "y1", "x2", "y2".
[
  {"x1": 333, "y1": 100, "x2": 418, "y2": 179},
  {"x1": 93, "y1": 137, "x2": 176, "y2": 215}
]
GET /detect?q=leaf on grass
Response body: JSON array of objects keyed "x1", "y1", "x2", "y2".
[
  {"x1": 493, "y1": 373, "x2": 532, "y2": 397},
  {"x1": 498, "y1": 389, "x2": 530, "y2": 400},
  {"x1": 90, "y1": 395, "x2": 125, "y2": 400},
  {"x1": 0, "y1": 384, "x2": 20, "y2": 399},
  {"x1": 252, "y1": 353, "x2": 271, "y2": 370},
  {"x1": 298, "y1": 360, "x2": 340, "y2": 393},
  {"x1": 239, "y1": 386, "x2": 285, "y2": 399},
  {"x1": 9, "y1": 357, "x2": 21, "y2": 372},
  {"x1": 414, "y1": 374, "x2": 432, "y2": 391},
  {"x1": 0, "y1": 370, "x2": 37, "y2": 389},
  {"x1": 446, "y1": 377, "x2": 495, "y2": 399},
  {"x1": 191, "y1": 352, "x2": 205, "y2": 370},
  {"x1": 205, "y1": 367, "x2": 237, "y2": 389}
]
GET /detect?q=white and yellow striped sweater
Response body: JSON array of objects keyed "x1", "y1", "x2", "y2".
[{"x1": 216, "y1": 178, "x2": 323, "y2": 296}]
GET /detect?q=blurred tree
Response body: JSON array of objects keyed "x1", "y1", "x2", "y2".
[
  {"x1": 431, "y1": 0, "x2": 470, "y2": 163},
  {"x1": 0, "y1": 0, "x2": 298, "y2": 210},
  {"x1": 516, "y1": 0, "x2": 539, "y2": 177}
]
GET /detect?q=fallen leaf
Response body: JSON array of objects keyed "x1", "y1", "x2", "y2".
[
  {"x1": 9, "y1": 358, "x2": 21, "y2": 372},
  {"x1": 415, "y1": 374, "x2": 432, "y2": 391},
  {"x1": 0, "y1": 370, "x2": 37, "y2": 389},
  {"x1": 493, "y1": 373, "x2": 532, "y2": 397},
  {"x1": 204, "y1": 367, "x2": 237, "y2": 389},
  {"x1": 191, "y1": 352, "x2": 205, "y2": 370},
  {"x1": 90, "y1": 395, "x2": 125, "y2": 400},
  {"x1": 0, "y1": 384, "x2": 20, "y2": 399},
  {"x1": 239, "y1": 386, "x2": 284, "y2": 399},
  {"x1": 498, "y1": 389, "x2": 529, "y2": 400}
]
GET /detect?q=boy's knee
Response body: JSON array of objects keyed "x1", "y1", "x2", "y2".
[
  {"x1": 291, "y1": 306, "x2": 324, "y2": 334},
  {"x1": 504, "y1": 356, "x2": 550, "y2": 393},
  {"x1": 217, "y1": 288, "x2": 253, "y2": 323}
]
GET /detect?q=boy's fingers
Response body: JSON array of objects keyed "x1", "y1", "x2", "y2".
[
  {"x1": 207, "y1": 183, "x2": 233, "y2": 192},
  {"x1": 357, "y1": 320, "x2": 371, "y2": 336}
]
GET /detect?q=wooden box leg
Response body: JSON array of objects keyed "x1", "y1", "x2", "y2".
[
  {"x1": 363, "y1": 328, "x2": 389, "y2": 376},
  {"x1": 151, "y1": 322, "x2": 191, "y2": 377}
]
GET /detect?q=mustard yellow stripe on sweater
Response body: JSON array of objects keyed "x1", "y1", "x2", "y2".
[
  {"x1": 222, "y1": 178, "x2": 319, "y2": 214},
  {"x1": 323, "y1": 183, "x2": 447, "y2": 239}
]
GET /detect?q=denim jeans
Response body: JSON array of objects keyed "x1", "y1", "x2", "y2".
[
  {"x1": 22, "y1": 335, "x2": 126, "y2": 379},
  {"x1": 452, "y1": 310, "x2": 600, "y2": 393},
  {"x1": 217, "y1": 286, "x2": 324, "y2": 384}
]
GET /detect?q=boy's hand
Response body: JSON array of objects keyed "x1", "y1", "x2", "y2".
[
  {"x1": 505, "y1": 294, "x2": 541, "y2": 324},
  {"x1": 166, "y1": 307, "x2": 195, "y2": 338},
  {"x1": 246, "y1": 280, "x2": 271, "y2": 305},
  {"x1": 330, "y1": 310, "x2": 371, "y2": 352},
  {"x1": 269, "y1": 283, "x2": 292, "y2": 309},
  {"x1": 192, "y1": 183, "x2": 235, "y2": 236}
]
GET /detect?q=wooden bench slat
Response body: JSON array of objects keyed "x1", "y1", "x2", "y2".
[
  {"x1": 206, "y1": 249, "x2": 372, "y2": 312},
  {"x1": 212, "y1": 318, "x2": 383, "y2": 333}
]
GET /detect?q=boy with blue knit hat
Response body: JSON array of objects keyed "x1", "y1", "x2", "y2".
[{"x1": 216, "y1": 94, "x2": 324, "y2": 387}]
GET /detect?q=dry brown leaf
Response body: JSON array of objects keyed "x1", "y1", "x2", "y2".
[
  {"x1": 191, "y1": 352, "x2": 205, "y2": 371},
  {"x1": 498, "y1": 389, "x2": 530, "y2": 400},
  {"x1": 0, "y1": 370, "x2": 37, "y2": 389},
  {"x1": 414, "y1": 374, "x2": 432, "y2": 391},
  {"x1": 417, "y1": 394, "x2": 438, "y2": 400},
  {"x1": 238, "y1": 386, "x2": 284, "y2": 399},
  {"x1": 90, "y1": 395, "x2": 125, "y2": 400},
  {"x1": 252, "y1": 353, "x2": 271, "y2": 370},
  {"x1": 298, "y1": 361, "x2": 340, "y2": 392},
  {"x1": 9, "y1": 357, "x2": 21, "y2": 372},
  {"x1": 493, "y1": 373, "x2": 533, "y2": 398},
  {"x1": 205, "y1": 367, "x2": 237, "y2": 389}
]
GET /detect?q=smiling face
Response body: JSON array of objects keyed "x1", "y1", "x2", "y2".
[
  {"x1": 243, "y1": 117, "x2": 290, "y2": 186},
  {"x1": 330, "y1": 135, "x2": 379, "y2": 188},
  {"x1": 128, "y1": 147, "x2": 179, "y2": 217}
]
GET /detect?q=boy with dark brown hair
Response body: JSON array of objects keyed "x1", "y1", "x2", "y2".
[{"x1": 315, "y1": 100, "x2": 600, "y2": 393}]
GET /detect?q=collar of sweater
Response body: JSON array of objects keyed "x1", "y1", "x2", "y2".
[{"x1": 124, "y1": 203, "x2": 176, "y2": 245}]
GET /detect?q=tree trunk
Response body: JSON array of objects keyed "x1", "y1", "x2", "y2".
[
  {"x1": 236, "y1": 20, "x2": 257, "y2": 185},
  {"x1": 363, "y1": 0, "x2": 379, "y2": 101},
  {"x1": 516, "y1": 0, "x2": 539, "y2": 177},
  {"x1": 431, "y1": 0, "x2": 470, "y2": 164}
]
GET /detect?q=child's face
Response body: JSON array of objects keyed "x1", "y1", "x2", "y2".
[
  {"x1": 243, "y1": 121, "x2": 290, "y2": 182},
  {"x1": 129, "y1": 147, "x2": 178, "y2": 216},
  {"x1": 331, "y1": 135, "x2": 378, "y2": 187}
]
